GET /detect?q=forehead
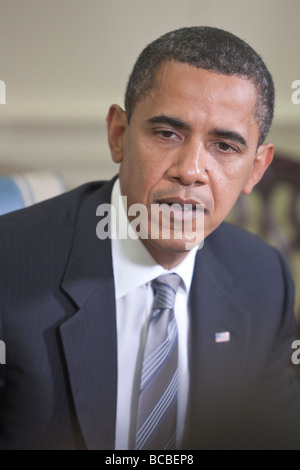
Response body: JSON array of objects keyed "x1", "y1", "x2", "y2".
[{"x1": 133, "y1": 61, "x2": 259, "y2": 136}]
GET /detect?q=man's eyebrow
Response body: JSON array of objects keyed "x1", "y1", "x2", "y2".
[
  {"x1": 146, "y1": 115, "x2": 190, "y2": 130},
  {"x1": 145, "y1": 118, "x2": 248, "y2": 148},
  {"x1": 211, "y1": 128, "x2": 248, "y2": 148}
]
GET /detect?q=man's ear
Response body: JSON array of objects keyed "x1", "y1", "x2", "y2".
[
  {"x1": 106, "y1": 104, "x2": 128, "y2": 163},
  {"x1": 242, "y1": 143, "x2": 274, "y2": 194}
]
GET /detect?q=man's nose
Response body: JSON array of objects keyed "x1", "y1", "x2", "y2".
[{"x1": 167, "y1": 140, "x2": 209, "y2": 186}]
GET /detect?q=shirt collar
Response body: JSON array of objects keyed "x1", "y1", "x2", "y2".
[{"x1": 111, "y1": 179, "x2": 198, "y2": 300}]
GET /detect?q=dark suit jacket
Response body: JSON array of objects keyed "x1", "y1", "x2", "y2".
[{"x1": 0, "y1": 178, "x2": 300, "y2": 450}]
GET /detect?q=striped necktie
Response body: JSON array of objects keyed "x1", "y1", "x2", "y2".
[{"x1": 134, "y1": 273, "x2": 181, "y2": 450}]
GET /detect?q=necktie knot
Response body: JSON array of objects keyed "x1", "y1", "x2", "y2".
[{"x1": 151, "y1": 273, "x2": 181, "y2": 310}]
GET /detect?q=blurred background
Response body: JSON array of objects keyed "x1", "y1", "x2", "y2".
[{"x1": 0, "y1": 0, "x2": 299, "y2": 319}]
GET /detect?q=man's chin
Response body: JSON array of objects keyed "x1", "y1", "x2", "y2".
[
  {"x1": 142, "y1": 235, "x2": 204, "y2": 254},
  {"x1": 139, "y1": 236, "x2": 203, "y2": 269}
]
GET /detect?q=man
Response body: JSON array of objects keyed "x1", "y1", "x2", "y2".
[{"x1": 0, "y1": 26, "x2": 299, "y2": 450}]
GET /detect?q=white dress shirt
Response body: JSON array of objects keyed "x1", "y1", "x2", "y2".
[{"x1": 111, "y1": 180, "x2": 198, "y2": 450}]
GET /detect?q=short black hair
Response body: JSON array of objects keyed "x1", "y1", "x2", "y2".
[{"x1": 125, "y1": 26, "x2": 274, "y2": 146}]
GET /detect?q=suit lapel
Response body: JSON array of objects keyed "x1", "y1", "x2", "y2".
[
  {"x1": 59, "y1": 178, "x2": 118, "y2": 450},
  {"x1": 187, "y1": 239, "x2": 251, "y2": 440}
]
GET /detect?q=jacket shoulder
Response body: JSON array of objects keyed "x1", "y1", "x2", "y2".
[
  {"x1": 209, "y1": 221, "x2": 281, "y2": 260},
  {"x1": 205, "y1": 221, "x2": 294, "y2": 305}
]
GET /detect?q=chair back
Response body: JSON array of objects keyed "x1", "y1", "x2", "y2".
[{"x1": 0, "y1": 171, "x2": 66, "y2": 216}]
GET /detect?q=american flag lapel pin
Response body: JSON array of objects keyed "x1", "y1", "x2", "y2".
[{"x1": 215, "y1": 331, "x2": 231, "y2": 343}]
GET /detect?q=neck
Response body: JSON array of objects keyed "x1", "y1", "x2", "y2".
[{"x1": 141, "y1": 239, "x2": 191, "y2": 270}]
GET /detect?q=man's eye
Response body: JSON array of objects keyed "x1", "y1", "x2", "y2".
[
  {"x1": 154, "y1": 130, "x2": 178, "y2": 139},
  {"x1": 161, "y1": 131, "x2": 175, "y2": 138},
  {"x1": 216, "y1": 142, "x2": 237, "y2": 152}
]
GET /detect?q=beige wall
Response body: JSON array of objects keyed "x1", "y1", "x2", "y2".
[{"x1": 0, "y1": 0, "x2": 299, "y2": 187}]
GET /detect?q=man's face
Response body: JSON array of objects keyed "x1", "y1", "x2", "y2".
[{"x1": 107, "y1": 61, "x2": 273, "y2": 268}]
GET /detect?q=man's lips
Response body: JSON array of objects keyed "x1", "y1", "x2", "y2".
[
  {"x1": 153, "y1": 197, "x2": 205, "y2": 221},
  {"x1": 157, "y1": 197, "x2": 201, "y2": 207}
]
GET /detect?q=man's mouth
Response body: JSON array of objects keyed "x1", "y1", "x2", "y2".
[{"x1": 154, "y1": 198, "x2": 204, "y2": 221}]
